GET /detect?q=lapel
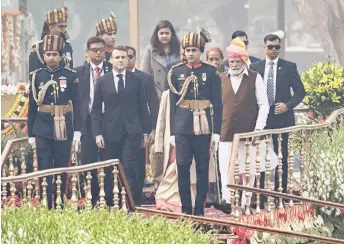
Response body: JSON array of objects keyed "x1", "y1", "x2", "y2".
[
  {"x1": 259, "y1": 60, "x2": 266, "y2": 79},
  {"x1": 107, "y1": 72, "x2": 118, "y2": 96},
  {"x1": 83, "y1": 63, "x2": 91, "y2": 97},
  {"x1": 221, "y1": 74, "x2": 235, "y2": 99},
  {"x1": 124, "y1": 71, "x2": 133, "y2": 96},
  {"x1": 276, "y1": 58, "x2": 285, "y2": 98},
  {"x1": 152, "y1": 50, "x2": 167, "y2": 68}
]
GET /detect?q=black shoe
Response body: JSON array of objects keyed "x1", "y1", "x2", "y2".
[
  {"x1": 193, "y1": 212, "x2": 204, "y2": 217},
  {"x1": 144, "y1": 178, "x2": 153, "y2": 187},
  {"x1": 215, "y1": 201, "x2": 232, "y2": 214}
]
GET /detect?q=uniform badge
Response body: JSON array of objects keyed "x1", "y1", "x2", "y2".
[
  {"x1": 59, "y1": 76, "x2": 67, "y2": 92},
  {"x1": 66, "y1": 52, "x2": 72, "y2": 61},
  {"x1": 202, "y1": 73, "x2": 207, "y2": 81},
  {"x1": 178, "y1": 74, "x2": 185, "y2": 81}
]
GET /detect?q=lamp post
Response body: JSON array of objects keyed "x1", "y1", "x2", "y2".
[{"x1": 277, "y1": 0, "x2": 286, "y2": 58}]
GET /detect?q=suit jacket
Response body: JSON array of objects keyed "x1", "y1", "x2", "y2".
[
  {"x1": 74, "y1": 62, "x2": 110, "y2": 135},
  {"x1": 224, "y1": 55, "x2": 260, "y2": 68},
  {"x1": 91, "y1": 71, "x2": 150, "y2": 143},
  {"x1": 250, "y1": 58, "x2": 305, "y2": 129},
  {"x1": 134, "y1": 69, "x2": 159, "y2": 131},
  {"x1": 141, "y1": 45, "x2": 180, "y2": 95}
]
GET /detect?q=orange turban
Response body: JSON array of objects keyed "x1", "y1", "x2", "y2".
[{"x1": 225, "y1": 37, "x2": 249, "y2": 64}]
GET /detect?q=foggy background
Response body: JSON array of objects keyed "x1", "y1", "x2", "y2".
[{"x1": 2, "y1": 0, "x2": 343, "y2": 84}]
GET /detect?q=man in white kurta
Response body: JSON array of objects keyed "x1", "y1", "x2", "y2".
[{"x1": 218, "y1": 38, "x2": 277, "y2": 213}]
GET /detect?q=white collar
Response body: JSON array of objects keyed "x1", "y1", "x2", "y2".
[
  {"x1": 112, "y1": 69, "x2": 126, "y2": 78},
  {"x1": 90, "y1": 61, "x2": 104, "y2": 70},
  {"x1": 266, "y1": 56, "x2": 279, "y2": 65},
  {"x1": 131, "y1": 68, "x2": 136, "y2": 72}
]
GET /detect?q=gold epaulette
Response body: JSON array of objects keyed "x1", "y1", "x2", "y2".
[
  {"x1": 29, "y1": 68, "x2": 42, "y2": 75},
  {"x1": 200, "y1": 61, "x2": 220, "y2": 75},
  {"x1": 30, "y1": 40, "x2": 43, "y2": 52},
  {"x1": 167, "y1": 62, "x2": 186, "y2": 93}
]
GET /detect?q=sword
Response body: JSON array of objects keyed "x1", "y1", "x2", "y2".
[{"x1": 210, "y1": 146, "x2": 221, "y2": 205}]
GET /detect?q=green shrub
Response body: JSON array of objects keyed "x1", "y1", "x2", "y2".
[
  {"x1": 302, "y1": 58, "x2": 344, "y2": 119},
  {"x1": 1, "y1": 207, "x2": 217, "y2": 244}
]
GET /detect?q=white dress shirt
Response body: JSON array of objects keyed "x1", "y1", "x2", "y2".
[
  {"x1": 263, "y1": 56, "x2": 279, "y2": 100},
  {"x1": 89, "y1": 62, "x2": 104, "y2": 112},
  {"x1": 229, "y1": 67, "x2": 269, "y2": 130},
  {"x1": 112, "y1": 69, "x2": 126, "y2": 92}
]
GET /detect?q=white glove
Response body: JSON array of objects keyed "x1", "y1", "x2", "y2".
[
  {"x1": 28, "y1": 137, "x2": 36, "y2": 146},
  {"x1": 211, "y1": 134, "x2": 220, "y2": 152},
  {"x1": 73, "y1": 131, "x2": 81, "y2": 152},
  {"x1": 170, "y1": 135, "x2": 175, "y2": 146}
]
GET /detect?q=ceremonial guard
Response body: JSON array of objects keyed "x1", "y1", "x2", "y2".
[
  {"x1": 168, "y1": 29, "x2": 222, "y2": 216},
  {"x1": 89, "y1": 12, "x2": 117, "y2": 71},
  {"x1": 27, "y1": 34, "x2": 81, "y2": 209},
  {"x1": 29, "y1": 7, "x2": 73, "y2": 73}
]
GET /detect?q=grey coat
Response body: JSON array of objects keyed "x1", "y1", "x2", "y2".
[{"x1": 141, "y1": 45, "x2": 180, "y2": 96}]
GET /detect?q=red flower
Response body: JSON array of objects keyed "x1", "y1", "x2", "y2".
[
  {"x1": 319, "y1": 119, "x2": 325, "y2": 124},
  {"x1": 341, "y1": 209, "x2": 344, "y2": 214},
  {"x1": 18, "y1": 84, "x2": 25, "y2": 91},
  {"x1": 78, "y1": 198, "x2": 85, "y2": 209},
  {"x1": 307, "y1": 111, "x2": 313, "y2": 118}
]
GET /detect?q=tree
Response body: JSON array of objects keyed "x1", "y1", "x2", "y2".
[{"x1": 291, "y1": 0, "x2": 344, "y2": 65}]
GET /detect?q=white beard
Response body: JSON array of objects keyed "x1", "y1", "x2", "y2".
[{"x1": 229, "y1": 66, "x2": 245, "y2": 76}]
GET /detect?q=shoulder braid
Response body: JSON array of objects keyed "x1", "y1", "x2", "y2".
[
  {"x1": 31, "y1": 73, "x2": 59, "y2": 106},
  {"x1": 167, "y1": 62, "x2": 199, "y2": 106}
]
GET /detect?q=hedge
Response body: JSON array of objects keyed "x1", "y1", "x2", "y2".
[{"x1": 1, "y1": 206, "x2": 218, "y2": 244}]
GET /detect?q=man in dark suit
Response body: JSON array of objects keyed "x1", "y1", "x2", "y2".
[
  {"x1": 75, "y1": 36, "x2": 110, "y2": 206},
  {"x1": 126, "y1": 45, "x2": 160, "y2": 198},
  {"x1": 91, "y1": 46, "x2": 150, "y2": 207},
  {"x1": 223, "y1": 30, "x2": 260, "y2": 68},
  {"x1": 250, "y1": 34, "x2": 305, "y2": 207}
]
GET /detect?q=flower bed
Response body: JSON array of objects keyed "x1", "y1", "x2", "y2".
[{"x1": 302, "y1": 125, "x2": 344, "y2": 239}]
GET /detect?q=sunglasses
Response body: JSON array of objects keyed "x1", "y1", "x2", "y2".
[
  {"x1": 243, "y1": 40, "x2": 249, "y2": 45},
  {"x1": 267, "y1": 44, "x2": 281, "y2": 50},
  {"x1": 58, "y1": 24, "x2": 67, "y2": 29},
  {"x1": 128, "y1": 54, "x2": 135, "y2": 60},
  {"x1": 89, "y1": 48, "x2": 105, "y2": 53}
]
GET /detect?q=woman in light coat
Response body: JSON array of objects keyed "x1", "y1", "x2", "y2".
[{"x1": 141, "y1": 20, "x2": 180, "y2": 96}]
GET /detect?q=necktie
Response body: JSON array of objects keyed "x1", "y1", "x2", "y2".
[
  {"x1": 267, "y1": 61, "x2": 275, "y2": 106},
  {"x1": 94, "y1": 66, "x2": 100, "y2": 87},
  {"x1": 117, "y1": 74, "x2": 124, "y2": 95}
]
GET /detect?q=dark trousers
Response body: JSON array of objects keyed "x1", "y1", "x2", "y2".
[
  {"x1": 81, "y1": 115, "x2": 101, "y2": 206},
  {"x1": 101, "y1": 135, "x2": 142, "y2": 207},
  {"x1": 259, "y1": 133, "x2": 289, "y2": 204},
  {"x1": 36, "y1": 136, "x2": 71, "y2": 209},
  {"x1": 137, "y1": 147, "x2": 146, "y2": 205},
  {"x1": 176, "y1": 134, "x2": 211, "y2": 215}
]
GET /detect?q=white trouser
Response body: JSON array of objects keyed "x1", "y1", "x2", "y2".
[{"x1": 218, "y1": 140, "x2": 277, "y2": 205}]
